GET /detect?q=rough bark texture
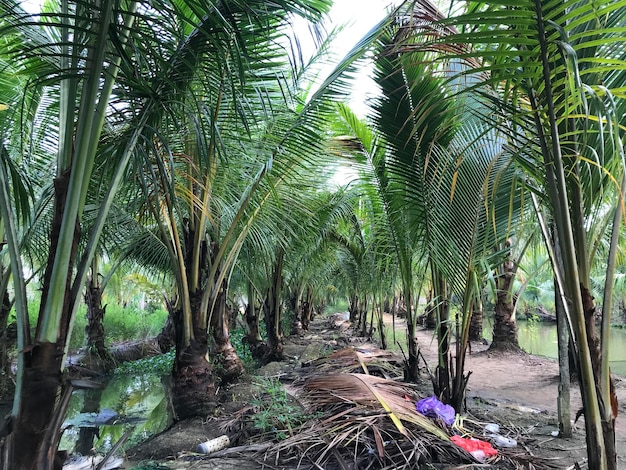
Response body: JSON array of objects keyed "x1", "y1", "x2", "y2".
[
  {"x1": 290, "y1": 292, "x2": 304, "y2": 337},
  {"x1": 424, "y1": 303, "x2": 437, "y2": 329},
  {"x1": 8, "y1": 342, "x2": 65, "y2": 470},
  {"x1": 468, "y1": 297, "x2": 483, "y2": 342},
  {"x1": 358, "y1": 298, "x2": 369, "y2": 337},
  {"x1": 261, "y1": 251, "x2": 285, "y2": 364},
  {"x1": 244, "y1": 297, "x2": 271, "y2": 362},
  {"x1": 156, "y1": 313, "x2": 176, "y2": 354},
  {"x1": 211, "y1": 285, "x2": 244, "y2": 384},
  {"x1": 301, "y1": 288, "x2": 314, "y2": 331},
  {"x1": 83, "y1": 276, "x2": 114, "y2": 371},
  {"x1": 171, "y1": 308, "x2": 215, "y2": 420},
  {"x1": 490, "y1": 248, "x2": 520, "y2": 352},
  {"x1": 348, "y1": 294, "x2": 359, "y2": 323}
]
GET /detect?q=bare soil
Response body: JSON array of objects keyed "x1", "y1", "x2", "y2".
[{"x1": 124, "y1": 314, "x2": 626, "y2": 469}]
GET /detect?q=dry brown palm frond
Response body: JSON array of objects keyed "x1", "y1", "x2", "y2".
[
  {"x1": 302, "y1": 347, "x2": 404, "y2": 378},
  {"x1": 265, "y1": 411, "x2": 468, "y2": 470},
  {"x1": 301, "y1": 373, "x2": 448, "y2": 440}
]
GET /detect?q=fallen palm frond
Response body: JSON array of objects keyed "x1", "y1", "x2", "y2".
[
  {"x1": 257, "y1": 372, "x2": 562, "y2": 469},
  {"x1": 302, "y1": 347, "x2": 404, "y2": 378},
  {"x1": 302, "y1": 373, "x2": 447, "y2": 439},
  {"x1": 259, "y1": 373, "x2": 468, "y2": 469}
]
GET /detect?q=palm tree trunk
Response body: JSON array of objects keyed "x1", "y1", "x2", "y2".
[
  {"x1": 84, "y1": 272, "x2": 114, "y2": 370},
  {"x1": 171, "y1": 292, "x2": 215, "y2": 420},
  {"x1": 302, "y1": 287, "x2": 314, "y2": 331},
  {"x1": 0, "y1": 289, "x2": 14, "y2": 399},
  {"x1": 432, "y1": 267, "x2": 449, "y2": 399},
  {"x1": 377, "y1": 304, "x2": 387, "y2": 350},
  {"x1": 555, "y1": 275, "x2": 572, "y2": 437},
  {"x1": 290, "y1": 290, "x2": 304, "y2": 336},
  {"x1": 244, "y1": 286, "x2": 270, "y2": 361},
  {"x1": 263, "y1": 250, "x2": 285, "y2": 363},
  {"x1": 7, "y1": 171, "x2": 81, "y2": 470},
  {"x1": 9, "y1": 342, "x2": 65, "y2": 470},
  {"x1": 468, "y1": 295, "x2": 483, "y2": 342},
  {"x1": 348, "y1": 293, "x2": 359, "y2": 323},
  {"x1": 490, "y1": 244, "x2": 520, "y2": 351},
  {"x1": 211, "y1": 283, "x2": 244, "y2": 384}
]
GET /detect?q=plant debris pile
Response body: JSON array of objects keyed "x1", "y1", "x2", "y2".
[{"x1": 254, "y1": 347, "x2": 562, "y2": 469}]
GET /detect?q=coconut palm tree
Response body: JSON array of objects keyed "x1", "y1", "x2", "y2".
[
  {"x1": 0, "y1": 0, "x2": 336, "y2": 467},
  {"x1": 397, "y1": 0, "x2": 626, "y2": 466}
]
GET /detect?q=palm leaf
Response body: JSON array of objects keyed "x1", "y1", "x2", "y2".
[{"x1": 302, "y1": 373, "x2": 449, "y2": 441}]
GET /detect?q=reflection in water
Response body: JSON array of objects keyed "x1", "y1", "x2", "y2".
[
  {"x1": 61, "y1": 372, "x2": 170, "y2": 454},
  {"x1": 485, "y1": 319, "x2": 626, "y2": 376}
]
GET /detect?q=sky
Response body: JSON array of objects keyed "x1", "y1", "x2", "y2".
[{"x1": 317, "y1": 0, "x2": 397, "y2": 116}]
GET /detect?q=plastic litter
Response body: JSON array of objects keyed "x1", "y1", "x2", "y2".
[
  {"x1": 484, "y1": 423, "x2": 500, "y2": 434},
  {"x1": 416, "y1": 396, "x2": 456, "y2": 425},
  {"x1": 197, "y1": 435, "x2": 230, "y2": 454},
  {"x1": 451, "y1": 435, "x2": 498, "y2": 462},
  {"x1": 491, "y1": 434, "x2": 517, "y2": 448}
]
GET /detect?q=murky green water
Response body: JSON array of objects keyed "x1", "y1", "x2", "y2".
[
  {"x1": 486, "y1": 320, "x2": 626, "y2": 376},
  {"x1": 61, "y1": 373, "x2": 169, "y2": 454}
]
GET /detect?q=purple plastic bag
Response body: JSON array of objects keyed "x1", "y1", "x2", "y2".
[{"x1": 416, "y1": 396, "x2": 456, "y2": 425}]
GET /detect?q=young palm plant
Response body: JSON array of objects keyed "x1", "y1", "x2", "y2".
[{"x1": 341, "y1": 16, "x2": 526, "y2": 411}]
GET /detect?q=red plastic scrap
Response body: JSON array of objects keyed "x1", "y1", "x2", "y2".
[{"x1": 450, "y1": 435, "x2": 498, "y2": 461}]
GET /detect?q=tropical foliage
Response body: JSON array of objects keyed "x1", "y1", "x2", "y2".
[{"x1": 1, "y1": 0, "x2": 625, "y2": 468}]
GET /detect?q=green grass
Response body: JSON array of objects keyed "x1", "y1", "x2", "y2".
[
  {"x1": 229, "y1": 326, "x2": 259, "y2": 371},
  {"x1": 251, "y1": 376, "x2": 318, "y2": 440},
  {"x1": 67, "y1": 304, "x2": 168, "y2": 350},
  {"x1": 324, "y1": 299, "x2": 349, "y2": 315}
]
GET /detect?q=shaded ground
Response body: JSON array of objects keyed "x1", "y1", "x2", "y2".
[{"x1": 124, "y1": 314, "x2": 626, "y2": 469}]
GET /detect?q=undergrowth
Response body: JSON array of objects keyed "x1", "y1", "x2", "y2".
[
  {"x1": 251, "y1": 376, "x2": 316, "y2": 440},
  {"x1": 114, "y1": 350, "x2": 175, "y2": 376}
]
